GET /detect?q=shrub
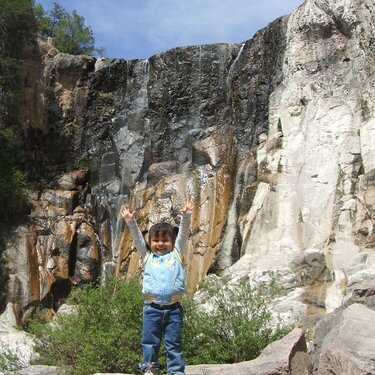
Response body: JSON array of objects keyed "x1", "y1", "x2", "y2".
[
  {"x1": 0, "y1": 345, "x2": 23, "y2": 372},
  {"x1": 29, "y1": 279, "x2": 144, "y2": 375},
  {"x1": 182, "y1": 277, "x2": 292, "y2": 365},
  {"x1": 28, "y1": 277, "x2": 292, "y2": 374}
]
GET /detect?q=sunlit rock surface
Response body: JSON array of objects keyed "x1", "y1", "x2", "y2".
[
  {"x1": 312, "y1": 281, "x2": 375, "y2": 374},
  {"x1": 0, "y1": 303, "x2": 36, "y2": 368}
]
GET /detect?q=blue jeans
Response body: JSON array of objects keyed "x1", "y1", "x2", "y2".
[{"x1": 141, "y1": 302, "x2": 185, "y2": 374}]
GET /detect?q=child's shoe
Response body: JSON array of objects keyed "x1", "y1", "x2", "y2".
[{"x1": 143, "y1": 363, "x2": 157, "y2": 374}]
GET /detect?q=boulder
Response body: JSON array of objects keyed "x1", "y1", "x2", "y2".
[
  {"x1": 291, "y1": 249, "x2": 331, "y2": 285},
  {"x1": 146, "y1": 161, "x2": 178, "y2": 185},
  {"x1": 12, "y1": 365, "x2": 60, "y2": 375},
  {"x1": 0, "y1": 304, "x2": 36, "y2": 369},
  {"x1": 186, "y1": 328, "x2": 310, "y2": 375},
  {"x1": 56, "y1": 170, "x2": 87, "y2": 190},
  {"x1": 313, "y1": 282, "x2": 375, "y2": 373},
  {"x1": 39, "y1": 190, "x2": 78, "y2": 215},
  {"x1": 317, "y1": 304, "x2": 375, "y2": 375}
]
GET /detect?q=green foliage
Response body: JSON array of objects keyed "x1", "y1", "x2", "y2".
[
  {"x1": 0, "y1": 56, "x2": 20, "y2": 124},
  {"x1": 53, "y1": 11, "x2": 95, "y2": 55},
  {"x1": 34, "y1": 2, "x2": 103, "y2": 56},
  {"x1": 33, "y1": 3, "x2": 55, "y2": 37},
  {"x1": 0, "y1": 0, "x2": 36, "y2": 55},
  {"x1": 0, "y1": 130, "x2": 27, "y2": 221},
  {"x1": 28, "y1": 278, "x2": 291, "y2": 373},
  {"x1": 183, "y1": 278, "x2": 292, "y2": 365},
  {"x1": 0, "y1": 345, "x2": 23, "y2": 372},
  {"x1": 0, "y1": 1, "x2": 32, "y2": 222},
  {"x1": 0, "y1": 0, "x2": 36, "y2": 122},
  {"x1": 28, "y1": 280, "x2": 144, "y2": 375}
]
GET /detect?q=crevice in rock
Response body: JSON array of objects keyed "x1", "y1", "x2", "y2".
[{"x1": 68, "y1": 232, "x2": 78, "y2": 277}]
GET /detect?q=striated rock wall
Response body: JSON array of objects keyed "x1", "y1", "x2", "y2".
[
  {"x1": 5, "y1": 15, "x2": 289, "y2": 315},
  {"x1": 228, "y1": 0, "x2": 375, "y2": 332},
  {"x1": 2, "y1": 0, "x2": 375, "y2": 342}
]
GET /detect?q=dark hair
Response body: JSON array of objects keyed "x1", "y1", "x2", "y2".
[{"x1": 147, "y1": 222, "x2": 178, "y2": 245}]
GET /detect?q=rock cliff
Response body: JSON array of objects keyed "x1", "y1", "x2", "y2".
[
  {"x1": 4, "y1": 10, "x2": 289, "y2": 314},
  {"x1": 1, "y1": 0, "x2": 375, "y2": 371}
]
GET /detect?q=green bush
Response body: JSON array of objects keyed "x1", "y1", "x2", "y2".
[
  {"x1": 29, "y1": 280, "x2": 144, "y2": 375},
  {"x1": 28, "y1": 278, "x2": 291, "y2": 374},
  {"x1": 0, "y1": 345, "x2": 23, "y2": 372},
  {"x1": 183, "y1": 277, "x2": 292, "y2": 365}
]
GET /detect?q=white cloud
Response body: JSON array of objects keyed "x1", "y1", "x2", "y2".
[{"x1": 37, "y1": 0, "x2": 303, "y2": 59}]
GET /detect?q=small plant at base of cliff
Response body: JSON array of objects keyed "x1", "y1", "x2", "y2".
[
  {"x1": 0, "y1": 346, "x2": 23, "y2": 372},
  {"x1": 28, "y1": 277, "x2": 291, "y2": 372},
  {"x1": 28, "y1": 279, "x2": 144, "y2": 375},
  {"x1": 183, "y1": 277, "x2": 292, "y2": 365}
]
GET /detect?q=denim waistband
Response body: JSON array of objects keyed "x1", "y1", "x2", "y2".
[{"x1": 146, "y1": 302, "x2": 181, "y2": 310}]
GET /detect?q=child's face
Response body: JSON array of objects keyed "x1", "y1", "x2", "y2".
[{"x1": 150, "y1": 233, "x2": 173, "y2": 254}]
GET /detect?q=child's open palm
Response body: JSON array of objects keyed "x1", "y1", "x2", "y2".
[
  {"x1": 120, "y1": 204, "x2": 135, "y2": 221},
  {"x1": 181, "y1": 195, "x2": 194, "y2": 214}
]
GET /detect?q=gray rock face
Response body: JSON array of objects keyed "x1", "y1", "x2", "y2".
[
  {"x1": 317, "y1": 304, "x2": 375, "y2": 375},
  {"x1": 291, "y1": 249, "x2": 331, "y2": 285},
  {"x1": 312, "y1": 281, "x2": 375, "y2": 374}
]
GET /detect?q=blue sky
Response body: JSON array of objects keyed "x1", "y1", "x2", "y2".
[{"x1": 36, "y1": 0, "x2": 303, "y2": 60}]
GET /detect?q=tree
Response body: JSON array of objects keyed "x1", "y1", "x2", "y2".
[
  {"x1": 34, "y1": 2, "x2": 68, "y2": 38},
  {"x1": 0, "y1": 0, "x2": 36, "y2": 121},
  {"x1": 46, "y1": 2, "x2": 68, "y2": 37},
  {"x1": 0, "y1": 133, "x2": 27, "y2": 221},
  {"x1": 34, "y1": 2, "x2": 103, "y2": 56},
  {"x1": 54, "y1": 11, "x2": 96, "y2": 55},
  {"x1": 0, "y1": 0, "x2": 35, "y2": 221},
  {"x1": 0, "y1": 0, "x2": 36, "y2": 55}
]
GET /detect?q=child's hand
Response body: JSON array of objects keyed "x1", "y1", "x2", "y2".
[
  {"x1": 120, "y1": 204, "x2": 135, "y2": 221},
  {"x1": 181, "y1": 195, "x2": 194, "y2": 214}
]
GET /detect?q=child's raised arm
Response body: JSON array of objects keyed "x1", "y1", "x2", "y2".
[{"x1": 121, "y1": 204, "x2": 147, "y2": 257}]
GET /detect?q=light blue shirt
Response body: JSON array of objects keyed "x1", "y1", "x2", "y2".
[{"x1": 126, "y1": 213, "x2": 191, "y2": 304}]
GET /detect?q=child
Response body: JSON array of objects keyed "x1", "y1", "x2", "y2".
[{"x1": 120, "y1": 196, "x2": 193, "y2": 375}]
